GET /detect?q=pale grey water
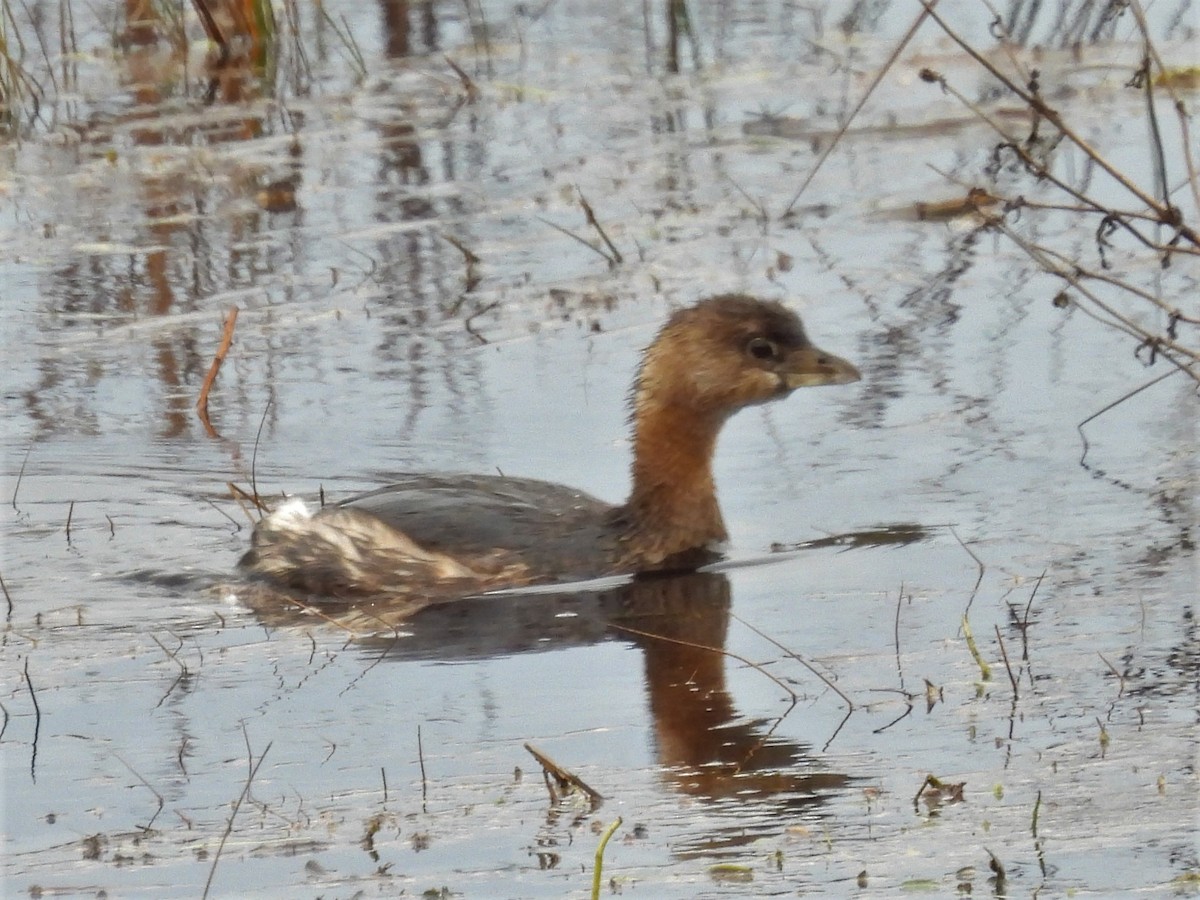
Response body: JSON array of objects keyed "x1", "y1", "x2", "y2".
[{"x1": 2, "y1": 1, "x2": 1197, "y2": 897}]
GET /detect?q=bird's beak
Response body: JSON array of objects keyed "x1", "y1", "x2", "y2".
[{"x1": 783, "y1": 345, "x2": 862, "y2": 389}]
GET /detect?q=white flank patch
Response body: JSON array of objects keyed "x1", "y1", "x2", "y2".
[{"x1": 267, "y1": 498, "x2": 315, "y2": 531}]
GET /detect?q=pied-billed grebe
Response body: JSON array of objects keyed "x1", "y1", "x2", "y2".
[{"x1": 240, "y1": 294, "x2": 860, "y2": 599}]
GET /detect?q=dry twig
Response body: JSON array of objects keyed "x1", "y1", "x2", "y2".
[
  {"x1": 202, "y1": 732, "x2": 272, "y2": 900},
  {"x1": 196, "y1": 306, "x2": 239, "y2": 436},
  {"x1": 524, "y1": 742, "x2": 604, "y2": 807}
]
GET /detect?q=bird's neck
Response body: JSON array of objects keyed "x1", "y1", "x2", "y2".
[{"x1": 621, "y1": 398, "x2": 728, "y2": 565}]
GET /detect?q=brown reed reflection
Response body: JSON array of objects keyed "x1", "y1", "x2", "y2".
[
  {"x1": 23, "y1": 3, "x2": 286, "y2": 440},
  {"x1": 21, "y1": 2, "x2": 496, "y2": 446}
]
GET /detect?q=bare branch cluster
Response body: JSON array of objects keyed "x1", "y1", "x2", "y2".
[{"x1": 919, "y1": 1, "x2": 1198, "y2": 382}]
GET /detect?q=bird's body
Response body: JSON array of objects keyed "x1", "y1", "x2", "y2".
[{"x1": 239, "y1": 294, "x2": 860, "y2": 602}]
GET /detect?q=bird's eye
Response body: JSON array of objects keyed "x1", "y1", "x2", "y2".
[{"x1": 747, "y1": 337, "x2": 778, "y2": 361}]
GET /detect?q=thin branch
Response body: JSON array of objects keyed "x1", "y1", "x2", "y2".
[
  {"x1": 417, "y1": 724, "x2": 427, "y2": 811},
  {"x1": 981, "y1": 214, "x2": 1198, "y2": 371},
  {"x1": 0, "y1": 571, "x2": 12, "y2": 617},
  {"x1": 576, "y1": 187, "x2": 623, "y2": 264},
  {"x1": 444, "y1": 55, "x2": 479, "y2": 102},
  {"x1": 250, "y1": 399, "x2": 273, "y2": 515},
  {"x1": 113, "y1": 753, "x2": 166, "y2": 831},
  {"x1": 25, "y1": 657, "x2": 40, "y2": 782},
  {"x1": 202, "y1": 734, "x2": 272, "y2": 900},
  {"x1": 994, "y1": 624, "x2": 1018, "y2": 700},
  {"x1": 10, "y1": 441, "x2": 32, "y2": 510},
  {"x1": 732, "y1": 613, "x2": 855, "y2": 712},
  {"x1": 919, "y1": 0, "x2": 1197, "y2": 245},
  {"x1": 150, "y1": 633, "x2": 190, "y2": 708},
  {"x1": 536, "y1": 215, "x2": 615, "y2": 265},
  {"x1": 781, "y1": 0, "x2": 941, "y2": 218},
  {"x1": 732, "y1": 613, "x2": 855, "y2": 750},
  {"x1": 1077, "y1": 370, "x2": 1179, "y2": 464},
  {"x1": 1098, "y1": 651, "x2": 1126, "y2": 699},
  {"x1": 921, "y1": 70, "x2": 1167, "y2": 256},
  {"x1": 1017, "y1": 570, "x2": 1045, "y2": 661},
  {"x1": 892, "y1": 582, "x2": 907, "y2": 694},
  {"x1": 610, "y1": 620, "x2": 802, "y2": 759},
  {"x1": 203, "y1": 497, "x2": 243, "y2": 532},
  {"x1": 950, "y1": 526, "x2": 985, "y2": 617},
  {"x1": 610, "y1": 622, "x2": 797, "y2": 704}
]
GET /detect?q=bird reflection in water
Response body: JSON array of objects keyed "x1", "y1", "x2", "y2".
[{"x1": 243, "y1": 569, "x2": 854, "y2": 856}]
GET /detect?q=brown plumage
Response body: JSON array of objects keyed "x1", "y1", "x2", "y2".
[{"x1": 239, "y1": 294, "x2": 860, "y2": 602}]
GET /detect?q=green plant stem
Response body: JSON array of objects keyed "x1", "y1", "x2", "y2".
[{"x1": 592, "y1": 816, "x2": 622, "y2": 900}]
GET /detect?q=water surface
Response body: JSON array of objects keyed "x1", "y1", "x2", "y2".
[{"x1": 2, "y1": 2, "x2": 1197, "y2": 897}]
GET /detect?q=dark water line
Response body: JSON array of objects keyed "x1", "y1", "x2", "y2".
[{"x1": 24, "y1": 656, "x2": 40, "y2": 784}]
